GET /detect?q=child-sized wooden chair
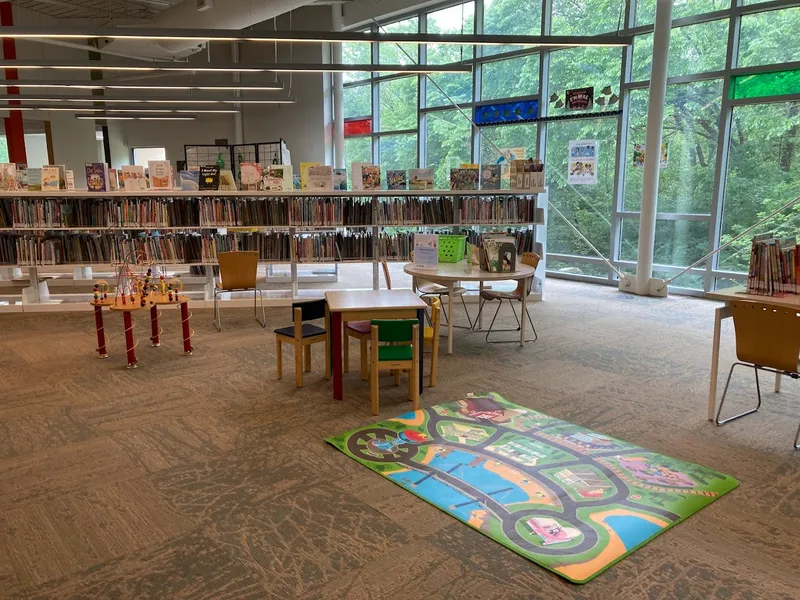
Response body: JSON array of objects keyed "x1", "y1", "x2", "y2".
[
  {"x1": 345, "y1": 258, "x2": 391, "y2": 380},
  {"x1": 274, "y1": 299, "x2": 330, "y2": 388},
  {"x1": 369, "y1": 319, "x2": 419, "y2": 416},
  {"x1": 423, "y1": 297, "x2": 441, "y2": 387}
]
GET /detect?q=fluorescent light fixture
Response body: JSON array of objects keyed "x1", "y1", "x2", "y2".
[
  {"x1": 0, "y1": 59, "x2": 471, "y2": 74},
  {"x1": 76, "y1": 113, "x2": 197, "y2": 120},
  {"x1": 0, "y1": 104, "x2": 241, "y2": 114},
  {"x1": 0, "y1": 80, "x2": 284, "y2": 91},
  {"x1": 0, "y1": 26, "x2": 632, "y2": 47},
  {"x1": 0, "y1": 94, "x2": 295, "y2": 104}
]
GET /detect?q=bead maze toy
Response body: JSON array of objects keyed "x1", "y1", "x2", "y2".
[{"x1": 90, "y1": 252, "x2": 194, "y2": 368}]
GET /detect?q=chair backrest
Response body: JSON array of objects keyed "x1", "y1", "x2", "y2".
[
  {"x1": 292, "y1": 298, "x2": 327, "y2": 322},
  {"x1": 218, "y1": 251, "x2": 259, "y2": 290},
  {"x1": 371, "y1": 318, "x2": 418, "y2": 343},
  {"x1": 380, "y1": 258, "x2": 392, "y2": 290},
  {"x1": 731, "y1": 301, "x2": 800, "y2": 373},
  {"x1": 515, "y1": 251, "x2": 541, "y2": 297},
  {"x1": 429, "y1": 296, "x2": 441, "y2": 336}
]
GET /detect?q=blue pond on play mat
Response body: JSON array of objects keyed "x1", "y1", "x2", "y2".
[{"x1": 604, "y1": 515, "x2": 663, "y2": 551}]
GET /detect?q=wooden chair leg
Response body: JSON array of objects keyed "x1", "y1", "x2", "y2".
[
  {"x1": 360, "y1": 337, "x2": 369, "y2": 381},
  {"x1": 370, "y1": 353, "x2": 379, "y2": 416},
  {"x1": 394, "y1": 369, "x2": 401, "y2": 386},
  {"x1": 324, "y1": 336, "x2": 330, "y2": 380},
  {"x1": 295, "y1": 342, "x2": 303, "y2": 388},
  {"x1": 276, "y1": 337, "x2": 282, "y2": 379},
  {"x1": 344, "y1": 330, "x2": 350, "y2": 373},
  {"x1": 430, "y1": 338, "x2": 439, "y2": 388},
  {"x1": 304, "y1": 345, "x2": 312, "y2": 372},
  {"x1": 411, "y1": 355, "x2": 419, "y2": 411}
]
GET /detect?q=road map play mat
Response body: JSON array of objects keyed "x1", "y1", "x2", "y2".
[{"x1": 326, "y1": 393, "x2": 738, "y2": 583}]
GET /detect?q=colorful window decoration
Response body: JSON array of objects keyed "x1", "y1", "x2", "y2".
[
  {"x1": 344, "y1": 118, "x2": 372, "y2": 136},
  {"x1": 474, "y1": 99, "x2": 539, "y2": 126},
  {"x1": 730, "y1": 68, "x2": 800, "y2": 100}
]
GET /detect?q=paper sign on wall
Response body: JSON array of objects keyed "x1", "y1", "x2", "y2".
[
  {"x1": 633, "y1": 143, "x2": 668, "y2": 169},
  {"x1": 413, "y1": 233, "x2": 439, "y2": 271},
  {"x1": 568, "y1": 139, "x2": 598, "y2": 185},
  {"x1": 566, "y1": 87, "x2": 594, "y2": 111}
]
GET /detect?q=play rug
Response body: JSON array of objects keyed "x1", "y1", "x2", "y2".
[{"x1": 326, "y1": 393, "x2": 738, "y2": 584}]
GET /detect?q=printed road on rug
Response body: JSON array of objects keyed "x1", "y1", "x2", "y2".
[{"x1": 326, "y1": 393, "x2": 739, "y2": 584}]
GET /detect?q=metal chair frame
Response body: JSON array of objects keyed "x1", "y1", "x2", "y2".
[
  {"x1": 473, "y1": 294, "x2": 538, "y2": 344},
  {"x1": 213, "y1": 286, "x2": 266, "y2": 332}
]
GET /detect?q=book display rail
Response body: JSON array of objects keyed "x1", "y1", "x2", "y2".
[{"x1": 0, "y1": 189, "x2": 546, "y2": 307}]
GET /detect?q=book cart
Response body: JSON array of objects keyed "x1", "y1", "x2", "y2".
[{"x1": 0, "y1": 189, "x2": 547, "y2": 314}]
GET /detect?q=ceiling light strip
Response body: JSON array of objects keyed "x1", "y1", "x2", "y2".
[
  {"x1": 0, "y1": 79, "x2": 284, "y2": 90},
  {"x1": 0, "y1": 105, "x2": 240, "y2": 113},
  {"x1": 0, "y1": 94, "x2": 295, "y2": 104}
]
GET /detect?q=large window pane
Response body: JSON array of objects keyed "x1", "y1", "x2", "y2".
[
  {"x1": 552, "y1": 0, "x2": 626, "y2": 36},
  {"x1": 546, "y1": 117, "x2": 618, "y2": 260},
  {"x1": 426, "y1": 3, "x2": 474, "y2": 108},
  {"x1": 479, "y1": 123, "x2": 538, "y2": 166},
  {"x1": 636, "y1": 0, "x2": 728, "y2": 27},
  {"x1": 379, "y1": 17, "x2": 418, "y2": 66},
  {"x1": 481, "y1": 55, "x2": 539, "y2": 101},
  {"x1": 632, "y1": 20, "x2": 728, "y2": 82},
  {"x1": 380, "y1": 134, "x2": 418, "y2": 172},
  {"x1": 620, "y1": 218, "x2": 710, "y2": 271},
  {"x1": 345, "y1": 137, "x2": 372, "y2": 189},
  {"x1": 624, "y1": 79, "x2": 722, "y2": 214},
  {"x1": 718, "y1": 101, "x2": 800, "y2": 274},
  {"x1": 379, "y1": 77, "x2": 418, "y2": 132},
  {"x1": 548, "y1": 46, "x2": 621, "y2": 118},
  {"x1": 738, "y1": 7, "x2": 800, "y2": 68},
  {"x1": 425, "y1": 109, "x2": 472, "y2": 189},
  {"x1": 482, "y1": 0, "x2": 541, "y2": 56},
  {"x1": 342, "y1": 39, "x2": 371, "y2": 83},
  {"x1": 343, "y1": 84, "x2": 371, "y2": 119}
]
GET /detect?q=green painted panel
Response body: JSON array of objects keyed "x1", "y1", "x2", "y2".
[{"x1": 731, "y1": 68, "x2": 800, "y2": 100}]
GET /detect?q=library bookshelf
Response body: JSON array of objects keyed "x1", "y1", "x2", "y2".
[{"x1": 0, "y1": 189, "x2": 547, "y2": 312}]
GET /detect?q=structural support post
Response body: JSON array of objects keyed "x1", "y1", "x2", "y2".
[
  {"x1": 231, "y1": 41, "x2": 244, "y2": 145},
  {"x1": 1, "y1": 2, "x2": 27, "y2": 165},
  {"x1": 331, "y1": 5, "x2": 345, "y2": 169},
  {"x1": 629, "y1": 0, "x2": 672, "y2": 296}
]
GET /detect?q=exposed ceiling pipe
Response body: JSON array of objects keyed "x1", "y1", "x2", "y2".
[{"x1": 103, "y1": 0, "x2": 317, "y2": 59}]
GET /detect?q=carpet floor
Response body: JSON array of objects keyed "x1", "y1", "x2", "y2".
[{"x1": 0, "y1": 279, "x2": 797, "y2": 599}]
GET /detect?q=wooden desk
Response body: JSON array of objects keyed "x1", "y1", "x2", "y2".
[
  {"x1": 705, "y1": 286, "x2": 798, "y2": 419},
  {"x1": 403, "y1": 261, "x2": 538, "y2": 353},
  {"x1": 326, "y1": 290, "x2": 428, "y2": 401}
]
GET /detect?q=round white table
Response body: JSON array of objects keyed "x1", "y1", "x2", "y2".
[{"x1": 403, "y1": 260, "x2": 538, "y2": 352}]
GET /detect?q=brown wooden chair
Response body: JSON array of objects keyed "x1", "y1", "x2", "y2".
[
  {"x1": 716, "y1": 300, "x2": 800, "y2": 449},
  {"x1": 274, "y1": 299, "x2": 330, "y2": 388},
  {"x1": 473, "y1": 251, "x2": 540, "y2": 343},
  {"x1": 213, "y1": 251, "x2": 265, "y2": 331},
  {"x1": 344, "y1": 258, "x2": 392, "y2": 380},
  {"x1": 423, "y1": 296, "x2": 441, "y2": 387}
]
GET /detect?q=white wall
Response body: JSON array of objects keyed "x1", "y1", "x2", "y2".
[{"x1": 47, "y1": 113, "x2": 100, "y2": 187}]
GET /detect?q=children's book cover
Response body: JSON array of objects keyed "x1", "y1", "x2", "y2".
[
  {"x1": 65, "y1": 170, "x2": 75, "y2": 190},
  {"x1": 480, "y1": 164, "x2": 501, "y2": 190},
  {"x1": 293, "y1": 174, "x2": 302, "y2": 190},
  {"x1": 45, "y1": 165, "x2": 66, "y2": 189},
  {"x1": 85, "y1": 163, "x2": 109, "y2": 192},
  {"x1": 450, "y1": 168, "x2": 479, "y2": 191},
  {"x1": 307, "y1": 165, "x2": 334, "y2": 191},
  {"x1": 108, "y1": 168, "x2": 120, "y2": 191},
  {"x1": 409, "y1": 168, "x2": 434, "y2": 190},
  {"x1": 387, "y1": 170, "x2": 407, "y2": 191},
  {"x1": 42, "y1": 166, "x2": 61, "y2": 191},
  {"x1": 27, "y1": 167, "x2": 42, "y2": 191},
  {"x1": 0, "y1": 163, "x2": 17, "y2": 191},
  {"x1": 219, "y1": 169, "x2": 237, "y2": 191},
  {"x1": 199, "y1": 165, "x2": 220, "y2": 191},
  {"x1": 361, "y1": 165, "x2": 381, "y2": 190},
  {"x1": 351, "y1": 162, "x2": 370, "y2": 191},
  {"x1": 239, "y1": 162, "x2": 262, "y2": 191},
  {"x1": 14, "y1": 163, "x2": 27, "y2": 190},
  {"x1": 300, "y1": 162, "x2": 320, "y2": 190},
  {"x1": 148, "y1": 160, "x2": 173, "y2": 189},
  {"x1": 121, "y1": 166, "x2": 147, "y2": 190},
  {"x1": 333, "y1": 168, "x2": 347, "y2": 191},
  {"x1": 180, "y1": 170, "x2": 200, "y2": 191}
]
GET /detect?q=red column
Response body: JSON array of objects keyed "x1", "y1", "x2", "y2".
[
  {"x1": 123, "y1": 311, "x2": 137, "y2": 369},
  {"x1": 94, "y1": 305, "x2": 108, "y2": 358},
  {"x1": 1, "y1": 2, "x2": 27, "y2": 164},
  {"x1": 180, "y1": 301, "x2": 193, "y2": 355},
  {"x1": 149, "y1": 305, "x2": 160, "y2": 347}
]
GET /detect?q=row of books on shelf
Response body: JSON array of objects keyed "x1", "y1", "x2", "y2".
[
  {"x1": 465, "y1": 229, "x2": 539, "y2": 255},
  {"x1": 1, "y1": 195, "x2": 538, "y2": 228},
  {"x1": 0, "y1": 229, "x2": 538, "y2": 266},
  {"x1": 746, "y1": 234, "x2": 800, "y2": 295}
]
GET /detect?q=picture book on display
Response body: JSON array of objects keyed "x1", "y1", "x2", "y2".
[
  {"x1": 263, "y1": 165, "x2": 291, "y2": 191},
  {"x1": 121, "y1": 166, "x2": 147, "y2": 191},
  {"x1": 293, "y1": 174, "x2": 301, "y2": 190},
  {"x1": 109, "y1": 168, "x2": 120, "y2": 191},
  {"x1": 199, "y1": 165, "x2": 220, "y2": 191},
  {"x1": 85, "y1": 163, "x2": 110, "y2": 192},
  {"x1": 300, "y1": 162, "x2": 320, "y2": 190},
  {"x1": 387, "y1": 170, "x2": 407, "y2": 190},
  {"x1": 65, "y1": 170, "x2": 75, "y2": 190},
  {"x1": 409, "y1": 168, "x2": 434, "y2": 190},
  {"x1": 480, "y1": 164, "x2": 501, "y2": 190},
  {"x1": 42, "y1": 166, "x2": 60, "y2": 191},
  {"x1": 334, "y1": 168, "x2": 347, "y2": 191},
  {"x1": 239, "y1": 163, "x2": 262, "y2": 191},
  {"x1": 27, "y1": 168, "x2": 42, "y2": 191},
  {"x1": 45, "y1": 165, "x2": 66, "y2": 190},
  {"x1": 0, "y1": 163, "x2": 17, "y2": 191},
  {"x1": 307, "y1": 165, "x2": 334, "y2": 191},
  {"x1": 148, "y1": 160, "x2": 173, "y2": 189},
  {"x1": 179, "y1": 170, "x2": 200, "y2": 191},
  {"x1": 219, "y1": 169, "x2": 237, "y2": 191},
  {"x1": 450, "y1": 168, "x2": 479, "y2": 191},
  {"x1": 361, "y1": 165, "x2": 381, "y2": 190},
  {"x1": 351, "y1": 162, "x2": 371, "y2": 191},
  {"x1": 15, "y1": 163, "x2": 27, "y2": 190}
]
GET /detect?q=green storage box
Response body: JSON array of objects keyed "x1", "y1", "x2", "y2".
[{"x1": 438, "y1": 234, "x2": 466, "y2": 263}]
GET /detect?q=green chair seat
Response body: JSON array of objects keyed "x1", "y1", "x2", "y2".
[{"x1": 378, "y1": 345, "x2": 413, "y2": 361}]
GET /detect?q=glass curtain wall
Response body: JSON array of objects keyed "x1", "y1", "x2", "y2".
[{"x1": 341, "y1": 0, "x2": 800, "y2": 294}]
